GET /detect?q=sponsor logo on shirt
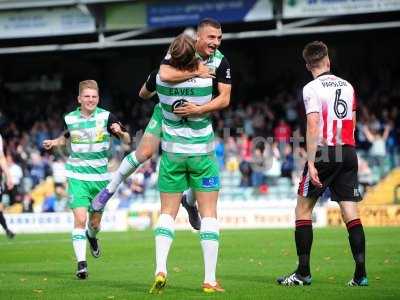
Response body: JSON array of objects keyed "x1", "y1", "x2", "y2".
[{"x1": 226, "y1": 68, "x2": 231, "y2": 79}]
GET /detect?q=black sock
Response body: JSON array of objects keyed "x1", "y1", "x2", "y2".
[
  {"x1": 0, "y1": 211, "x2": 9, "y2": 231},
  {"x1": 78, "y1": 261, "x2": 87, "y2": 269},
  {"x1": 295, "y1": 219, "x2": 313, "y2": 276},
  {"x1": 346, "y1": 219, "x2": 366, "y2": 280}
]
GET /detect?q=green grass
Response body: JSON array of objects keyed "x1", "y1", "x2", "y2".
[{"x1": 0, "y1": 227, "x2": 399, "y2": 299}]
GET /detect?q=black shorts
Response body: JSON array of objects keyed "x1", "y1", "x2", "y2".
[{"x1": 298, "y1": 146, "x2": 361, "y2": 202}]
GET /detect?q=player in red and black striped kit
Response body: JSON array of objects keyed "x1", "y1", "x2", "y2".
[{"x1": 277, "y1": 41, "x2": 368, "y2": 287}]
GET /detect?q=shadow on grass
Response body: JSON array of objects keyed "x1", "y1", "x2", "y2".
[
  {"x1": 223, "y1": 273, "x2": 277, "y2": 285},
  {"x1": 11, "y1": 270, "x2": 71, "y2": 278}
]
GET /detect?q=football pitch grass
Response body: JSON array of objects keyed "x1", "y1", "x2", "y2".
[{"x1": 0, "y1": 227, "x2": 399, "y2": 299}]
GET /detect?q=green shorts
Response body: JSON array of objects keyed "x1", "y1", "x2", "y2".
[
  {"x1": 144, "y1": 103, "x2": 162, "y2": 138},
  {"x1": 158, "y1": 153, "x2": 220, "y2": 193},
  {"x1": 68, "y1": 178, "x2": 108, "y2": 212}
]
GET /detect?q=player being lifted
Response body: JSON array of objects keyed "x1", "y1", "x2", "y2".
[
  {"x1": 149, "y1": 33, "x2": 225, "y2": 294},
  {"x1": 277, "y1": 41, "x2": 368, "y2": 287},
  {"x1": 91, "y1": 18, "x2": 231, "y2": 229},
  {"x1": 43, "y1": 80, "x2": 130, "y2": 279}
]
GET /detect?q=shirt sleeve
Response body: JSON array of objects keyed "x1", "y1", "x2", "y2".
[
  {"x1": 160, "y1": 52, "x2": 171, "y2": 66},
  {"x1": 303, "y1": 85, "x2": 320, "y2": 114},
  {"x1": 215, "y1": 57, "x2": 232, "y2": 85},
  {"x1": 145, "y1": 69, "x2": 158, "y2": 93},
  {"x1": 63, "y1": 119, "x2": 70, "y2": 139},
  {"x1": 107, "y1": 113, "x2": 127, "y2": 139}
]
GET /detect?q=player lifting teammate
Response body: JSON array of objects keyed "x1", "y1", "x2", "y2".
[{"x1": 91, "y1": 18, "x2": 231, "y2": 231}]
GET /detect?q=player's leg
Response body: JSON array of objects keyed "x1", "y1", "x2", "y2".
[
  {"x1": 188, "y1": 155, "x2": 224, "y2": 293},
  {"x1": 150, "y1": 193, "x2": 181, "y2": 294},
  {"x1": 86, "y1": 212, "x2": 102, "y2": 258},
  {"x1": 332, "y1": 147, "x2": 367, "y2": 286},
  {"x1": 294, "y1": 195, "x2": 318, "y2": 276},
  {"x1": 0, "y1": 201, "x2": 15, "y2": 239},
  {"x1": 92, "y1": 105, "x2": 162, "y2": 211},
  {"x1": 278, "y1": 161, "x2": 327, "y2": 286},
  {"x1": 339, "y1": 201, "x2": 367, "y2": 286},
  {"x1": 150, "y1": 153, "x2": 187, "y2": 294},
  {"x1": 181, "y1": 188, "x2": 201, "y2": 230},
  {"x1": 196, "y1": 191, "x2": 224, "y2": 293},
  {"x1": 86, "y1": 180, "x2": 108, "y2": 258},
  {"x1": 68, "y1": 178, "x2": 90, "y2": 279},
  {"x1": 276, "y1": 194, "x2": 317, "y2": 286},
  {"x1": 72, "y1": 207, "x2": 89, "y2": 279},
  {"x1": 107, "y1": 132, "x2": 160, "y2": 193}
]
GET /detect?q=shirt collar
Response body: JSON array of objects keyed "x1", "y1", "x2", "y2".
[
  {"x1": 317, "y1": 71, "x2": 332, "y2": 78},
  {"x1": 76, "y1": 107, "x2": 98, "y2": 119}
]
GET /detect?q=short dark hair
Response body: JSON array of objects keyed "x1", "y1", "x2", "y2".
[
  {"x1": 302, "y1": 41, "x2": 328, "y2": 68},
  {"x1": 197, "y1": 18, "x2": 221, "y2": 31},
  {"x1": 168, "y1": 34, "x2": 198, "y2": 72}
]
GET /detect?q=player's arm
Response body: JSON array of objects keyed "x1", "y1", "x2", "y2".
[
  {"x1": 107, "y1": 114, "x2": 131, "y2": 144},
  {"x1": 42, "y1": 135, "x2": 67, "y2": 150},
  {"x1": 43, "y1": 122, "x2": 69, "y2": 150},
  {"x1": 306, "y1": 112, "x2": 322, "y2": 188},
  {"x1": 306, "y1": 112, "x2": 320, "y2": 165},
  {"x1": 352, "y1": 89, "x2": 358, "y2": 132},
  {"x1": 174, "y1": 57, "x2": 232, "y2": 116},
  {"x1": 139, "y1": 69, "x2": 157, "y2": 100},
  {"x1": 159, "y1": 57, "x2": 213, "y2": 83},
  {"x1": 303, "y1": 86, "x2": 322, "y2": 188}
]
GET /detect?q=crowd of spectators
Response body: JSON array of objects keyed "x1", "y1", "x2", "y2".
[{"x1": 0, "y1": 54, "x2": 399, "y2": 213}]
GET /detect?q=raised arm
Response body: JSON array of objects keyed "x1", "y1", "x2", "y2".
[
  {"x1": 107, "y1": 114, "x2": 131, "y2": 145},
  {"x1": 139, "y1": 69, "x2": 157, "y2": 100}
]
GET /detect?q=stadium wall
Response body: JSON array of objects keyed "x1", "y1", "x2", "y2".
[{"x1": 2, "y1": 204, "x2": 400, "y2": 234}]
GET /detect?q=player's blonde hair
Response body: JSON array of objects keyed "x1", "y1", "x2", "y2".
[{"x1": 79, "y1": 80, "x2": 99, "y2": 95}]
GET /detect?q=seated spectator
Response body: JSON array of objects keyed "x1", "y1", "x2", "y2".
[
  {"x1": 42, "y1": 191, "x2": 56, "y2": 212},
  {"x1": 6, "y1": 154, "x2": 24, "y2": 205},
  {"x1": 251, "y1": 148, "x2": 267, "y2": 187},
  {"x1": 215, "y1": 137, "x2": 225, "y2": 170},
  {"x1": 239, "y1": 160, "x2": 252, "y2": 187},
  {"x1": 281, "y1": 144, "x2": 294, "y2": 180}
]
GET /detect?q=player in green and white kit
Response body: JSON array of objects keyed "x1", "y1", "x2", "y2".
[
  {"x1": 150, "y1": 30, "x2": 228, "y2": 295},
  {"x1": 43, "y1": 80, "x2": 130, "y2": 279},
  {"x1": 92, "y1": 18, "x2": 231, "y2": 235}
]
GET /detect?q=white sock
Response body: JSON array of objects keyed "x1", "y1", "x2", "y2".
[
  {"x1": 183, "y1": 188, "x2": 196, "y2": 207},
  {"x1": 200, "y1": 217, "x2": 219, "y2": 285},
  {"x1": 87, "y1": 223, "x2": 99, "y2": 238},
  {"x1": 107, "y1": 152, "x2": 141, "y2": 193},
  {"x1": 154, "y1": 214, "x2": 175, "y2": 276},
  {"x1": 72, "y1": 228, "x2": 87, "y2": 262}
]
